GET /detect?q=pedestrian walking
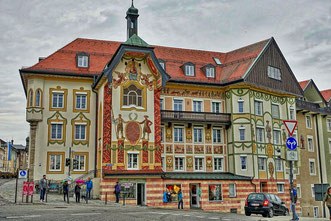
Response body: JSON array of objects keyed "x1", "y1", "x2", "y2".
[
  {"x1": 75, "y1": 183, "x2": 81, "y2": 203},
  {"x1": 85, "y1": 178, "x2": 93, "y2": 200},
  {"x1": 114, "y1": 182, "x2": 120, "y2": 203},
  {"x1": 63, "y1": 181, "x2": 69, "y2": 203},
  {"x1": 323, "y1": 186, "x2": 331, "y2": 220},
  {"x1": 178, "y1": 190, "x2": 183, "y2": 209},
  {"x1": 40, "y1": 175, "x2": 47, "y2": 202},
  {"x1": 163, "y1": 190, "x2": 168, "y2": 203}
]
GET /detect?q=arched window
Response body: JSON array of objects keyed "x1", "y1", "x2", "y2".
[
  {"x1": 28, "y1": 89, "x2": 33, "y2": 107},
  {"x1": 35, "y1": 89, "x2": 41, "y2": 107},
  {"x1": 123, "y1": 84, "x2": 142, "y2": 107}
]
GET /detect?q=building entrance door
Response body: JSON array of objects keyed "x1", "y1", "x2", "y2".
[
  {"x1": 260, "y1": 182, "x2": 268, "y2": 192},
  {"x1": 137, "y1": 183, "x2": 145, "y2": 205},
  {"x1": 190, "y1": 184, "x2": 200, "y2": 208}
]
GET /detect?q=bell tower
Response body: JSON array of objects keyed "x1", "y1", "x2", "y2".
[{"x1": 126, "y1": 0, "x2": 139, "y2": 39}]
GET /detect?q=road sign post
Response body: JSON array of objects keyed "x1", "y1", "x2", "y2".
[{"x1": 283, "y1": 120, "x2": 298, "y2": 221}]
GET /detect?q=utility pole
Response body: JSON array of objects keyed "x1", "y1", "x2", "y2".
[
  {"x1": 289, "y1": 161, "x2": 295, "y2": 221},
  {"x1": 68, "y1": 147, "x2": 71, "y2": 176}
]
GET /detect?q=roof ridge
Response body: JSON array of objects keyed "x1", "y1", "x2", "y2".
[{"x1": 226, "y1": 37, "x2": 271, "y2": 54}]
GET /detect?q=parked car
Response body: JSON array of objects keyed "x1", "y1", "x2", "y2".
[{"x1": 245, "y1": 193, "x2": 289, "y2": 218}]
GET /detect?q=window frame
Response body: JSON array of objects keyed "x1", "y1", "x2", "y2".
[
  {"x1": 165, "y1": 184, "x2": 182, "y2": 202},
  {"x1": 297, "y1": 184, "x2": 301, "y2": 198},
  {"x1": 327, "y1": 118, "x2": 331, "y2": 132},
  {"x1": 49, "y1": 87, "x2": 68, "y2": 112},
  {"x1": 309, "y1": 159, "x2": 316, "y2": 175},
  {"x1": 238, "y1": 98, "x2": 244, "y2": 113},
  {"x1": 74, "y1": 91, "x2": 89, "y2": 112},
  {"x1": 74, "y1": 123, "x2": 87, "y2": 141},
  {"x1": 184, "y1": 64, "x2": 195, "y2": 76},
  {"x1": 46, "y1": 152, "x2": 64, "y2": 174},
  {"x1": 258, "y1": 157, "x2": 266, "y2": 171},
  {"x1": 289, "y1": 107, "x2": 295, "y2": 120},
  {"x1": 50, "y1": 122, "x2": 63, "y2": 140},
  {"x1": 174, "y1": 126, "x2": 184, "y2": 143},
  {"x1": 271, "y1": 103, "x2": 280, "y2": 119},
  {"x1": 239, "y1": 126, "x2": 245, "y2": 141},
  {"x1": 173, "y1": 99, "x2": 183, "y2": 111},
  {"x1": 214, "y1": 157, "x2": 224, "y2": 172},
  {"x1": 313, "y1": 206, "x2": 319, "y2": 218},
  {"x1": 273, "y1": 129, "x2": 281, "y2": 145},
  {"x1": 240, "y1": 155, "x2": 247, "y2": 171},
  {"x1": 212, "y1": 101, "x2": 221, "y2": 113},
  {"x1": 212, "y1": 127, "x2": 222, "y2": 144},
  {"x1": 307, "y1": 136, "x2": 314, "y2": 152},
  {"x1": 275, "y1": 158, "x2": 283, "y2": 172},
  {"x1": 254, "y1": 100, "x2": 263, "y2": 116},
  {"x1": 194, "y1": 157, "x2": 205, "y2": 172},
  {"x1": 127, "y1": 152, "x2": 139, "y2": 170},
  {"x1": 306, "y1": 115, "x2": 312, "y2": 129},
  {"x1": 193, "y1": 100, "x2": 203, "y2": 112},
  {"x1": 161, "y1": 125, "x2": 165, "y2": 143},
  {"x1": 267, "y1": 65, "x2": 282, "y2": 80},
  {"x1": 256, "y1": 127, "x2": 265, "y2": 143},
  {"x1": 311, "y1": 184, "x2": 315, "y2": 197},
  {"x1": 277, "y1": 182, "x2": 285, "y2": 193},
  {"x1": 208, "y1": 184, "x2": 223, "y2": 201},
  {"x1": 229, "y1": 183, "x2": 236, "y2": 198},
  {"x1": 193, "y1": 127, "x2": 204, "y2": 143},
  {"x1": 76, "y1": 52, "x2": 89, "y2": 68},
  {"x1": 174, "y1": 156, "x2": 185, "y2": 171},
  {"x1": 35, "y1": 88, "x2": 42, "y2": 108},
  {"x1": 206, "y1": 66, "x2": 215, "y2": 78},
  {"x1": 72, "y1": 152, "x2": 89, "y2": 174}
]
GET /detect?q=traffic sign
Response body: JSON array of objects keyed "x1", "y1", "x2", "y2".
[
  {"x1": 287, "y1": 150, "x2": 298, "y2": 161},
  {"x1": 283, "y1": 120, "x2": 297, "y2": 136},
  {"x1": 286, "y1": 137, "x2": 297, "y2": 150},
  {"x1": 18, "y1": 170, "x2": 27, "y2": 179}
]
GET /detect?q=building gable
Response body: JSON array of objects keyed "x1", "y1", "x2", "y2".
[
  {"x1": 244, "y1": 38, "x2": 303, "y2": 96},
  {"x1": 301, "y1": 79, "x2": 326, "y2": 106}
]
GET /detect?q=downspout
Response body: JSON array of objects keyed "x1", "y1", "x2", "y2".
[
  {"x1": 92, "y1": 87, "x2": 98, "y2": 178},
  {"x1": 250, "y1": 177, "x2": 257, "y2": 192}
]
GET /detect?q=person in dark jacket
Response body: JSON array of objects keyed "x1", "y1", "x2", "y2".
[
  {"x1": 75, "y1": 183, "x2": 81, "y2": 203},
  {"x1": 323, "y1": 186, "x2": 331, "y2": 220},
  {"x1": 63, "y1": 181, "x2": 69, "y2": 203},
  {"x1": 114, "y1": 182, "x2": 120, "y2": 203},
  {"x1": 40, "y1": 175, "x2": 47, "y2": 202},
  {"x1": 85, "y1": 178, "x2": 93, "y2": 200},
  {"x1": 178, "y1": 190, "x2": 183, "y2": 209}
]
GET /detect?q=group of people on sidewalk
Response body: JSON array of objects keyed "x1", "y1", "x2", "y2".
[{"x1": 39, "y1": 175, "x2": 93, "y2": 203}]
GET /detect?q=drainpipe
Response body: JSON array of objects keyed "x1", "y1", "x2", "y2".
[
  {"x1": 250, "y1": 177, "x2": 257, "y2": 192},
  {"x1": 92, "y1": 88, "x2": 98, "y2": 178},
  {"x1": 315, "y1": 114, "x2": 325, "y2": 218}
]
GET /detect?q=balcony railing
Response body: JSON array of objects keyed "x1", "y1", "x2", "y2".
[
  {"x1": 161, "y1": 110, "x2": 231, "y2": 125},
  {"x1": 296, "y1": 99, "x2": 320, "y2": 112}
]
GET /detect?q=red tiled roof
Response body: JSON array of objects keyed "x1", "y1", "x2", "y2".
[
  {"x1": 22, "y1": 37, "x2": 271, "y2": 84},
  {"x1": 321, "y1": 89, "x2": 331, "y2": 102},
  {"x1": 299, "y1": 80, "x2": 310, "y2": 90}
]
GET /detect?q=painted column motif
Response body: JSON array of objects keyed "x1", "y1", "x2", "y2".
[
  {"x1": 102, "y1": 84, "x2": 112, "y2": 174},
  {"x1": 154, "y1": 89, "x2": 161, "y2": 169}
]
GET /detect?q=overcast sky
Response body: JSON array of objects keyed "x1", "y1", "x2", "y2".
[{"x1": 0, "y1": 0, "x2": 330, "y2": 144}]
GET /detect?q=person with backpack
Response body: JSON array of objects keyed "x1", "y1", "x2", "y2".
[
  {"x1": 75, "y1": 183, "x2": 81, "y2": 203},
  {"x1": 323, "y1": 186, "x2": 331, "y2": 220}
]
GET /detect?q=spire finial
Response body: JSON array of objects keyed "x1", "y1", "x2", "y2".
[{"x1": 131, "y1": 0, "x2": 134, "y2": 7}]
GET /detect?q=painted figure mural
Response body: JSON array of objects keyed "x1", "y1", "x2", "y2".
[{"x1": 140, "y1": 115, "x2": 153, "y2": 140}]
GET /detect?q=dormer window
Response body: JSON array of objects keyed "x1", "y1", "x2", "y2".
[
  {"x1": 202, "y1": 64, "x2": 215, "y2": 78},
  {"x1": 185, "y1": 64, "x2": 195, "y2": 76},
  {"x1": 158, "y1": 59, "x2": 166, "y2": 70},
  {"x1": 76, "y1": 52, "x2": 89, "y2": 68},
  {"x1": 268, "y1": 66, "x2": 281, "y2": 80}
]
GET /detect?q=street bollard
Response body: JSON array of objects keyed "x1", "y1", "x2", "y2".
[{"x1": 105, "y1": 192, "x2": 107, "y2": 205}]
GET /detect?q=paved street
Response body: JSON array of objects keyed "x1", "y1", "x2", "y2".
[{"x1": 0, "y1": 178, "x2": 328, "y2": 221}]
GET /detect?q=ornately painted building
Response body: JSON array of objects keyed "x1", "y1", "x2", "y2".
[{"x1": 20, "y1": 3, "x2": 306, "y2": 213}]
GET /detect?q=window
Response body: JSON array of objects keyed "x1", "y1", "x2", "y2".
[
  {"x1": 275, "y1": 159, "x2": 283, "y2": 172},
  {"x1": 289, "y1": 108, "x2": 295, "y2": 120},
  {"x1": 75, "y1": 124, "x2": 86, "y2": 140},
  {"x1": 161, "y1": 126, "x2": 164, "y2": 143},
  {"x1": 127, "y1": 153, "x2": 139, "y2": 169},
  {"x1": 123, "y1": 84, "x2": 142, "y2": 107},
  {"x1": 120, "y1": 183, "x2": 136, "y2": 199},
  {"x1": 161, "y1": 157, "x2": 165, "y2": 171},
  {"x1": 273, "y1": 130, "x2": 281, "y2": 144},
  {"x1": 206, "y1": 67, "x2": 215, "y2": 78},
  {"x1": 258, "y1": 157, "x2": 266, "y2": 171},
  {"x1": 194, "y1": 157, "x2": 204, "y2": 171},
  {"x1": 159, "y1": 60, "x2": 165, "y2": 70},
  {"x1": 209, "y1": 184, "x2": 222, "y2": 201},
  {"x1": 267, "y1": 66, "x2": 282, "y2": 80},
  {"x1": 240, "y1": 156, "x2": 247, "y2": 170},
  {"x1": 35, "y1": 89, "x2": 41, "y2": 107},
  {"x1": 52, "y1": 92, "x2": 64, "y2": 108},
  {"x1": 327, "y1": 119, "x2": 331, "y2": 131},
  {"x1": 51, "y1": 123, "x2": 63, "y2": 140},
  {"x1": 73, "y1": 154, "x2": 85, "y2": 171},
  {"x1": 185, "y1": 65, "x2": 194, "y2": 76},
  {"x1": 271, "y1": 104, "x2": 280, "y2": 118},
  {"x1": 256, "y1": 127, "x2": 264, "y2": 143},
  {"x1": 175, "y1": 157, "x2": 185, "y2": 171},
  {"x1": 75, "y1": 93, "x2": 87, "y2": 110},
  {"x1": 297, "y1": 184, "x2": 301, "y2": 198},
  {"x1": 238, "y1": 99, "x2": 244, "y2": 113},
  {"x1": 255, "y1": 100, "x2": 263, "y2": 116},
  {"x1": 239, "y1": 127, "x2": 245, "y2": 141},
  {"x1": 77, "y1": 55, "x2": 88, "y2": 67},
  {"x1": 213, "y1": 57, "x2": 222, "y2": 65},
  {"x1": 213, "y1": 128, "x2": 222, "y2": 143},
  {"x1": 311, "y1": 184, "x2": 315, "y2": 197},
  {"x1": 329, "y1": 139, "x2": 331, "y2": 153},
  {"x1": 277, "y1": 183, "x2": 285, "y2": 193},
  {"x1": 309, "y1": 159, "x2": 316, "y2": 175},
  {"x1": 306, "y1": 115, "x2": 312, "y2": 128},
  {"x1": 28, "y1": 89, "x2": 33, "y2": 107},
  {"x1": 193, "y1": 101, "x2": 202, "y2": 112},
  {"x1": 229, "y1": 184, "x2": 236, "y2": 198},
  {"x1": 166, "y1": 184, "x2": 182, "y2": 202},
  {"x1": 194, "y1": 127, "x2": 203, "y2": 143},
  {"x1": 308, "y1": 136, "x2": 314, "y2": 152},
  {"x1": 214, "y1": 157, "x2": 223, "y2": 171},
  {"x1": 313, "y1": 207, "x2": 319, "y2": 218},
  {"x1": 174, "y1": 127, "x2": 184, "y2": 142},
  {"x1": 173, "y1": 99, "x2": 183, "y2": 111},
  {"x1": 49, "y1": 154, "x2": 62, "y2": 171},
  {"x1": 212, "y1": 102, "x2": 221, "y2": 113},
  {"x1": 160, "y1": 98, "x2": 164, "y2": 110}
]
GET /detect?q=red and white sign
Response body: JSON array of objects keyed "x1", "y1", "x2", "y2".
[
  {"x1": 28, "y1": 182, "x2": 34, "y2": 195},
  {"x1": 23, "y1": 182, "x2": 29, "y2": 195},
  {"x1": 283, "y1": 120, "x2": 297, "y2": 136}
]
